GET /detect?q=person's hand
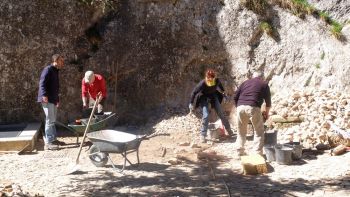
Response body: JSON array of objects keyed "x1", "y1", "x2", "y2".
[
  {"x1": 262, "y1": 111, "x2": 268, "y2": 122},
  {"x1": 56, "y1": 102, "x2": 60, "y2": 108},
  {"x1": 97, "y1": 92, "x2": 102, "y2": 102},
  {"x1": 83, "y1": 104, "x2": 88, "y2": 109},
  {"x1": 189, "y1": 103, "x2": 193, "y2": 112},
  {"x1": 222, "y1": 92, "x2": 228, "y2": 103}
]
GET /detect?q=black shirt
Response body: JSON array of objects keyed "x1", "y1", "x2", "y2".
[{"x1": 234, "y1": 77, "x2": 271, "y2": 108}]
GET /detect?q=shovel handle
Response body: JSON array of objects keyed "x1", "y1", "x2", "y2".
[{"x1": 75, "y1": 92, "x2": 102, "y2": 164}]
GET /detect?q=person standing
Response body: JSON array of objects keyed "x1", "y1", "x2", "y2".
[
  {"x1": 234, "y1": 71, "x2": 271, "y2": 156},
  {"x1": 81, "y1": 70, "x2": 107, "y2": 115},
  {"x1": 37, "y1": 54, "x2": 65, "y2": 150},
  {"x1": 189, "y1": 68, "x2": 233, "y2": 143}
]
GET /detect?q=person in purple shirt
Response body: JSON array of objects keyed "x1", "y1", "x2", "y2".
[
  {"x1": 234, "y1": 71, "x2": 271, "y2": 156},
  {"x1": 37, "y1": 54, "x2": 65, "y2": 150}
]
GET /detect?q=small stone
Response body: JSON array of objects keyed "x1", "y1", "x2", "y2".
[
  {"x1": 178, "y1": 142, "x2": 190, "y2": 146},
  {"x1": 168, "y1": 158, "x2": 181, "y2": 165},
  {"x1": 190, "y1": 142, "x2": 200, "y2": 148}
]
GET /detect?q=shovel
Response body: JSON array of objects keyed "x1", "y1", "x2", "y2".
[{"x1": 67, "y1": 92, "x2": 102, "y2": 174}]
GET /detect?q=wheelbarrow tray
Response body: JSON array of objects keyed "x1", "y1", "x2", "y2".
[
  {"x1": 87, "y1": 129, "x2": 144, "y2": 171},
  {"x1": 68, "y1": 112, "x2": 116, "y2": 135}
]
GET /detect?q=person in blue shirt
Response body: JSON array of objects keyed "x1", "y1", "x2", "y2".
[{"x1": 37, "y1": 54, "x2": 65, "y2": 150}]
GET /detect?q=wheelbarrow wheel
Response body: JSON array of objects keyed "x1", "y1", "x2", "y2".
[{"x1": 89, "y1": 145, "x2": 108, "y2": 167}]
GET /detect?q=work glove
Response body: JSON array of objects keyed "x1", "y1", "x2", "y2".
[
  {"x1": 222, "y1": 93, "x2": 228, "y2": 103},
  {"x1": 189, "y1": 103, "x2": 193, "y2": 112}
]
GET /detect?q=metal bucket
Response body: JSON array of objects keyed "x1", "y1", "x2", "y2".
[
  {"x1": 274, "y1": 144, "x2": 293, "y2": 165},
  {"x1": 264, "y1": 130, "x2": 277, "y2": 145},
  {"x1": 263, "y1": 144, "x2": 276, "y2": 162},
  {"x1": 284, "y1": 142, "x2": 303, "y2": 160}
]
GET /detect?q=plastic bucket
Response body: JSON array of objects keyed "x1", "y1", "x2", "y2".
[
  {"x1": 264, "y1": 130, "x2": 277, "y2": 145},
  {"x1": 284, "y1": 143, "x2": 303, "y2": 160},
  {"x1": 263, "y1": 145, "x2": 275, "y2": 162},
  {"x1": 274, "y1": 144, "x2": 293, "y2": 165}
]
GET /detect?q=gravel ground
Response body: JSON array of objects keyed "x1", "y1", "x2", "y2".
[{"x1": 1, "y1": 113, "x2": 350, "y2": 197}]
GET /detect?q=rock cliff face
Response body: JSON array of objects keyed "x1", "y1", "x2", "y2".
[
  {"x1": 0, "y1": 0, "x2": 349, "y2": 124},
  {"x1": 0, "y1": 0, "x2": 96, "y2": 123}
]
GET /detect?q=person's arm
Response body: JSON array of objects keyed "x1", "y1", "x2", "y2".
[
  {"x1": 100, "y1": 76, "x2": 107, "y2": 99},
  {"x1": 190, "y1": 80, "x2": 203, "y2": 104},
  {"x1": 263, "y1": 85, "x2": 271, "y2": 120},
  {"x1": 39, "y1": 67, "x2": 49, "y2": 103},
  {"x1": 81, "y1": 79, "x2": 89, "y2": 107},
  {"x1": 233, "y1": 84, "x2": 242, "y2": 107},
  {"x1": 216, "y1": 78, "x2": 225, "y2": 93}
]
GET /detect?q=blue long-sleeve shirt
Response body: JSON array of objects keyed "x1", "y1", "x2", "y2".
[{"x1": 37, "y1": 64, "x2": 60, "y2": 105}]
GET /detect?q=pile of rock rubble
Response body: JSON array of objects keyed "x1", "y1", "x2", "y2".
[
  {"x1": 269, "y1": 88, "x2": 350, "y2": 148},
  {"x1": 145, "y1": 89, "x2": 350, "y2": 150},
  {"x1": 0, "y1": 181, "x2": 42, "y2": 197}
]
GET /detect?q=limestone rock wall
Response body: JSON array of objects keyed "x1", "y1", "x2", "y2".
[{"x1": 0, "y1": 0, "x2": 349, "y2": 125}]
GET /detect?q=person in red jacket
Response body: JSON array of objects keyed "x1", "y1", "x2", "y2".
[{"x1": 82, "y1": 70, "x2": 107, "y2": 115}]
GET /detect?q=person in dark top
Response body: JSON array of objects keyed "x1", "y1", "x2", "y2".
[
  {"x1": 189, "y1": 69, "x2": 233, "y2": 143},
  {"x1": 234, "y1": 71, "x2": 271, "y2": 156},
  {"x1": 37, "y1": 54, "x2": 65, "y2": 150}
]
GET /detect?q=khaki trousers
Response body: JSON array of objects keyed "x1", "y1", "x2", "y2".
[{"x1": 236, "y1": 105, "x2": 265, "y2": 154}]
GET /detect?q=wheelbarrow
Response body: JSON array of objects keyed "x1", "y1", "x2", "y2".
[
  {"x1": 86, "y1": 129, "x2": 147, "y2": 172},
  {"x1": 67, "y1": 112, "x2": 116, "y2": 135},
  {"x1": 54, "y1": 112, "x2": 116, "y2": 144}
]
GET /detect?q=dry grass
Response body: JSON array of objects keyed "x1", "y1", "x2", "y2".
[
  {"x1": 240, "y1": 0, "x2": 268, "y2": 15},
  {"x1": 271, "y1": 0, "x2": 316, "y2": 17},
  {"x1": 270, "y1": 0, "x2": 344, "y2": 40}
]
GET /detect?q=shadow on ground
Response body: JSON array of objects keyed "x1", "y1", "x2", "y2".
[{"x1": 57, "y1": 158, "x2": 350, "y2": 197}]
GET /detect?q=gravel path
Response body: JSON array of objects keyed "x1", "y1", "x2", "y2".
[{"x1": 1, "y1": 114, "x2": 350, "y2": 197}]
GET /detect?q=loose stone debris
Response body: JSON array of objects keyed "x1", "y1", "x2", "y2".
[
  {"x1": 0, "y1": 95, "x2": 349, "y2": 196},
  {"x1": 269, "y1": 88, "x2": 350, "y2": 152}
]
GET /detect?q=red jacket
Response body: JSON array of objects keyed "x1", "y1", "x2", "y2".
[{"x1": 81, "y1": 74, "x2": 107, "y2": 100}]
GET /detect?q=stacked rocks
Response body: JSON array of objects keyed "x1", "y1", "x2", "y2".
[{"x1": 269, "y1": 88, "x2": 350, "y2": 148}]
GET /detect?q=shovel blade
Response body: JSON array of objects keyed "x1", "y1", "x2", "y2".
[{"x1": 66, "y1": 163, "x2": 82, "y2": 175}]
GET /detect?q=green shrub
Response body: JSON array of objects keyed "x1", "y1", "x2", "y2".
[
  {"x1": 315, "y1": 63, "x2": 320, "y2": 69},
  {"x1": 330, "y1": 20, "x2": 343, "y2": 39},
  {"x1": 305, "y1": 5, "x2": 316, "y2": 15},
  {"x1": 271, "y1": 1, "x2": 344, "y2": 41},
  {"x1": 290, "y1": 0, "x2": 314, "y2": 16},
  {"x1": 260, "y1": 21, "x2": 274, "y2": 35},
  {"x1": 320, "y1": 51, "x2": 325, "y2": 60},
  {"x1": 318, "y1": 11, "x2": 331, "y2": 24}
]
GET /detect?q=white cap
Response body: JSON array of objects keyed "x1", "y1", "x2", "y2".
[{"x1": 84, "y1": 71, "x2": 94, "y2": 83}]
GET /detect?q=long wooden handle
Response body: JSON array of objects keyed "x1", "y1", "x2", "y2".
[{"x1": 75, "y1": 93, "x2": 101, "y2": 164}]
